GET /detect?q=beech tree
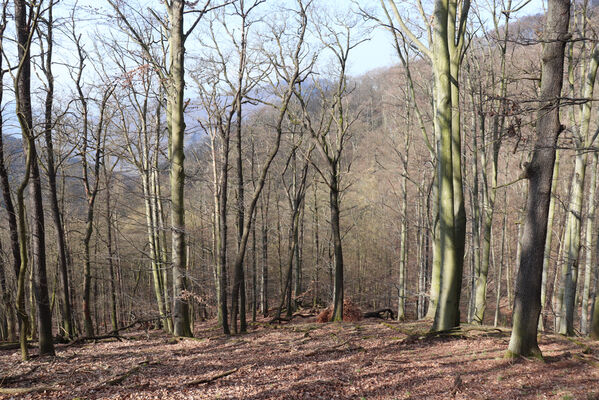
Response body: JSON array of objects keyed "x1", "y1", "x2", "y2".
[
  {"x1": 507, "y1": 0, "x2": 570, "y2": 358},
  {"x1": 557, "y1": 6, "x2": 599, "y2": 336},
  {"x1": 0, "y1": 1, "x2": 18, "y2": 344},
  {"x1": 11, "y1": 0, "x2": 55, "y2": 358},
  {"x1": 293, "y1": 9, "x2": 365, "y2": 322},
  {"x1": 37, "y1": 0, "x2": 74, "y2": 340},
  {"x1": 109, "y1": 0, "x2": 222, "y2": 337},
  {"x1": 385, "y1": 0, "x2": 469, "y2": 331}
]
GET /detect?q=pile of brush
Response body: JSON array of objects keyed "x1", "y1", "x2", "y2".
[{"x1": 316, "y1": 299, "x2": 363, "y2": 323}]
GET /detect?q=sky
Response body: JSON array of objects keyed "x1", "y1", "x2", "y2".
[
  {"x1": 347, "y1": 0, "x2": 546, "y2": 76},
  {"x1": 69, "y1": 0, "x2": 548, "y2": 77},
  {"x1": 0, "y1": 0, "x2": 550, "y2": 138}
]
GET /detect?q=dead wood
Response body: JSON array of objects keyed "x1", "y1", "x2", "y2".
[
  {"x1": 0, "y1": 341, "x2": 34, "y2": 351},
  {"x1": 96, "y1": 360, "x2": 158, "y2": 387},
  {"x1": 186, "y1": 368, "x2": 239, "y2": 385},
  {"x1": 270, "y1": 311, "x2": 315, "y2": 323},
  {"x1": 64, "y1": 333, "x2": 124, "y2": 347},
  {"x1": 65, "y1": 316, "x2": 166, "y2": 347},
  {"x1": 0, "y1": 386, "x2": 59, "y2": 395},
  {"x1": 316, "y1": 299, "x2": 363, "y2": 323},
  {"x1": 0, "y1": 365, "x2": 39, "y2": 385},
  {"x1": 304, "y1": 339, "x2": 350, "y2": 357},
  {"x1": 399, "y1": 326, "x2": 507, "y2": 345},
  {"x1": 363, "y1": 308, "x2": 395, "y2": 320}
]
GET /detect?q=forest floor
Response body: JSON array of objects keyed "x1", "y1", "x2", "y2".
[{"x1": 1, "y1": 318, "x2": 599, "y2": 399}]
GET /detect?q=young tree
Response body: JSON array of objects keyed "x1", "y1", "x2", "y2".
[
  {"x1": 272, "y1": 125, "x2": 314, "y2": 321},
  {"x1": 110, "y1": 0, "x2": 222, "y2": 337},
  {"x1": 69, "y1": 18, "x2": 115, "y2": 337},
  {"x1": 294, "y1": 9, "x2": 363, "y2": 321},
  {"x1": 558, "y1": 31, "x2": 599, "y2": 336},
  {"x1": 0, "y1": 1, "x2": 18, "y2": 344},
  {"x1": 227, "y1": 0, "x2": 309, "y2": 330},
  {"x1": 38, "y1": 0, "x2": 74, "y2": 339}
]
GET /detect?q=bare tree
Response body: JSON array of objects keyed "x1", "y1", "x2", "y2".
[{"x1": 507, "y1": 0, "x2": 570, "y2": 358}]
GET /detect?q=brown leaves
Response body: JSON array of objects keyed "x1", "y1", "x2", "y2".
[
  {"x1": 0, "y1": 320, "x2": 598, "y2": 399},
  {"x1": 316, "y1": 299, "x2": 363, "y2": 323}
]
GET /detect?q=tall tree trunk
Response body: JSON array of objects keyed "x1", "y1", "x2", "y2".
[
  {"x1": 82, "y1": 199, "x2": 95, "y2": 337},
  {"x1": 507, "y1": 0, "x2": 569, "y2": 358},
  {"x1": 154, "y1": 150, "x2": 172, "y2": 332},
  {"x1": 217, "y1": 129, "x2": 231, "y2": 335},
  {"x1": 398, "y1": 159, "x2": 408, "y2": 321},
  {"x1": 467, "y1": 81, "x2": 481, "y2": 323},
  {"x1": 494, "y1": 184, "x2": 508, "y2": 327},
  {"x1": 540, "y1": 150, "x2": 560, "y2": 330},
  {"x1": 15, "y1": 0, "x2": 54, "y2": 356},
  {"x1": 168, "y1": 0, "x2": 192, "y2": 337},
  {"x1": 40, "y1": 2, "x2": 73, "y2": 339},
  {"x1": 581, "y1": 152, "x2": 598, "y2": 334},
  {"x1": 231, "y1": 95, "x2": 245, "y2": 333},
  {"x1": 312, "y1": 180, "x2": 320, "y2": 307},
  {"x1": 104, "y1": 164, "x2": 119, "y2": 332},
  {"x1": 251, "y1": 211, "x2": 257, "y2": 322},
  {"x1": 261, "y1": 202, "x2": 269, "y2": 316},
  {"x1": 0, "y1": 5, "x2": 18, "y2": 344},
  {"x1": 559, "y1": 46, "x2": 599, "y2": 336},
  {"x1": 446, "y1": 0, "x2": 468, "y2": 331},
  {"x1": 431, "y1": 0, "x2": 457, "y2": 332},
  {"x1": 330, "y1": 171, "x2": 344, "y2": 322},
  {"x1": 142, "y1": 152, "x2": 167, "y2": 329}
]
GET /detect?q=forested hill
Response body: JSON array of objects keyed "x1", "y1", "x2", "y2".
[{"x1": 1, "y1": 2, "x2": 599, "y2": 398}]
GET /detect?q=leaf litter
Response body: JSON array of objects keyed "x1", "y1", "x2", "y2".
[{"x1": 1, "y1": 319, "x2": 598, "y2": 399}]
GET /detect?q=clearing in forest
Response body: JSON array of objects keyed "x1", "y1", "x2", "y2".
[{"x1": 1, "y1": 320, "x2": 598, "y2": 399}]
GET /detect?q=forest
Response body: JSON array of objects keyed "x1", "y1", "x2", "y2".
[{"x1": 1, "y1": 0, "x2": 599, "y2": 398}]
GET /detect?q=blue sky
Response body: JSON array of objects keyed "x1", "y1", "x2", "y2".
[{"x1": 348, "y1": 0, "x2": 546, "y2": 76}]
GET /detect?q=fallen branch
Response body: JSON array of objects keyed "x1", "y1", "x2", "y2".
[
  {"x1": 96, "y1": 360, "x2": 158, "y2": 388},
  {"x1": 0, "y1": 365, "x2": 39, "y2": 385},
  {"x1": 375, "y1": 358, "x2": 405, "y2": 364},
  {"x1": 0, "y1": 386, "x2": 59, "y2": 395},
  {"x1": 399, "y1": 326, "x2": 507, "y2": 345},
  {"x1": 64, "y1": 334, "x2": 124, "y2": 347},
  {"x1": 186, "y1": 368, "x2": 239, "y2": 385},
  {"x1": 363, "y1": 308, "x2": 395, "y2": 320},
  {"x1": 66, "y1": 316, "x2": 166, "y2": 347},
  {"x1": 270, "y1": 312, "x2": 315, "y2": 323},
  {"x1": 304, "y1": 340, "x2": 350, "y2": 357},
  {"x1": 0, "y1": 341, "x2": 34, "y2": 351}
]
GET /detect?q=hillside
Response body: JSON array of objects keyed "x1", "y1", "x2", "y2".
[{"x1": 1, "y1": 320, "x2": 598, "y2": 399}]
